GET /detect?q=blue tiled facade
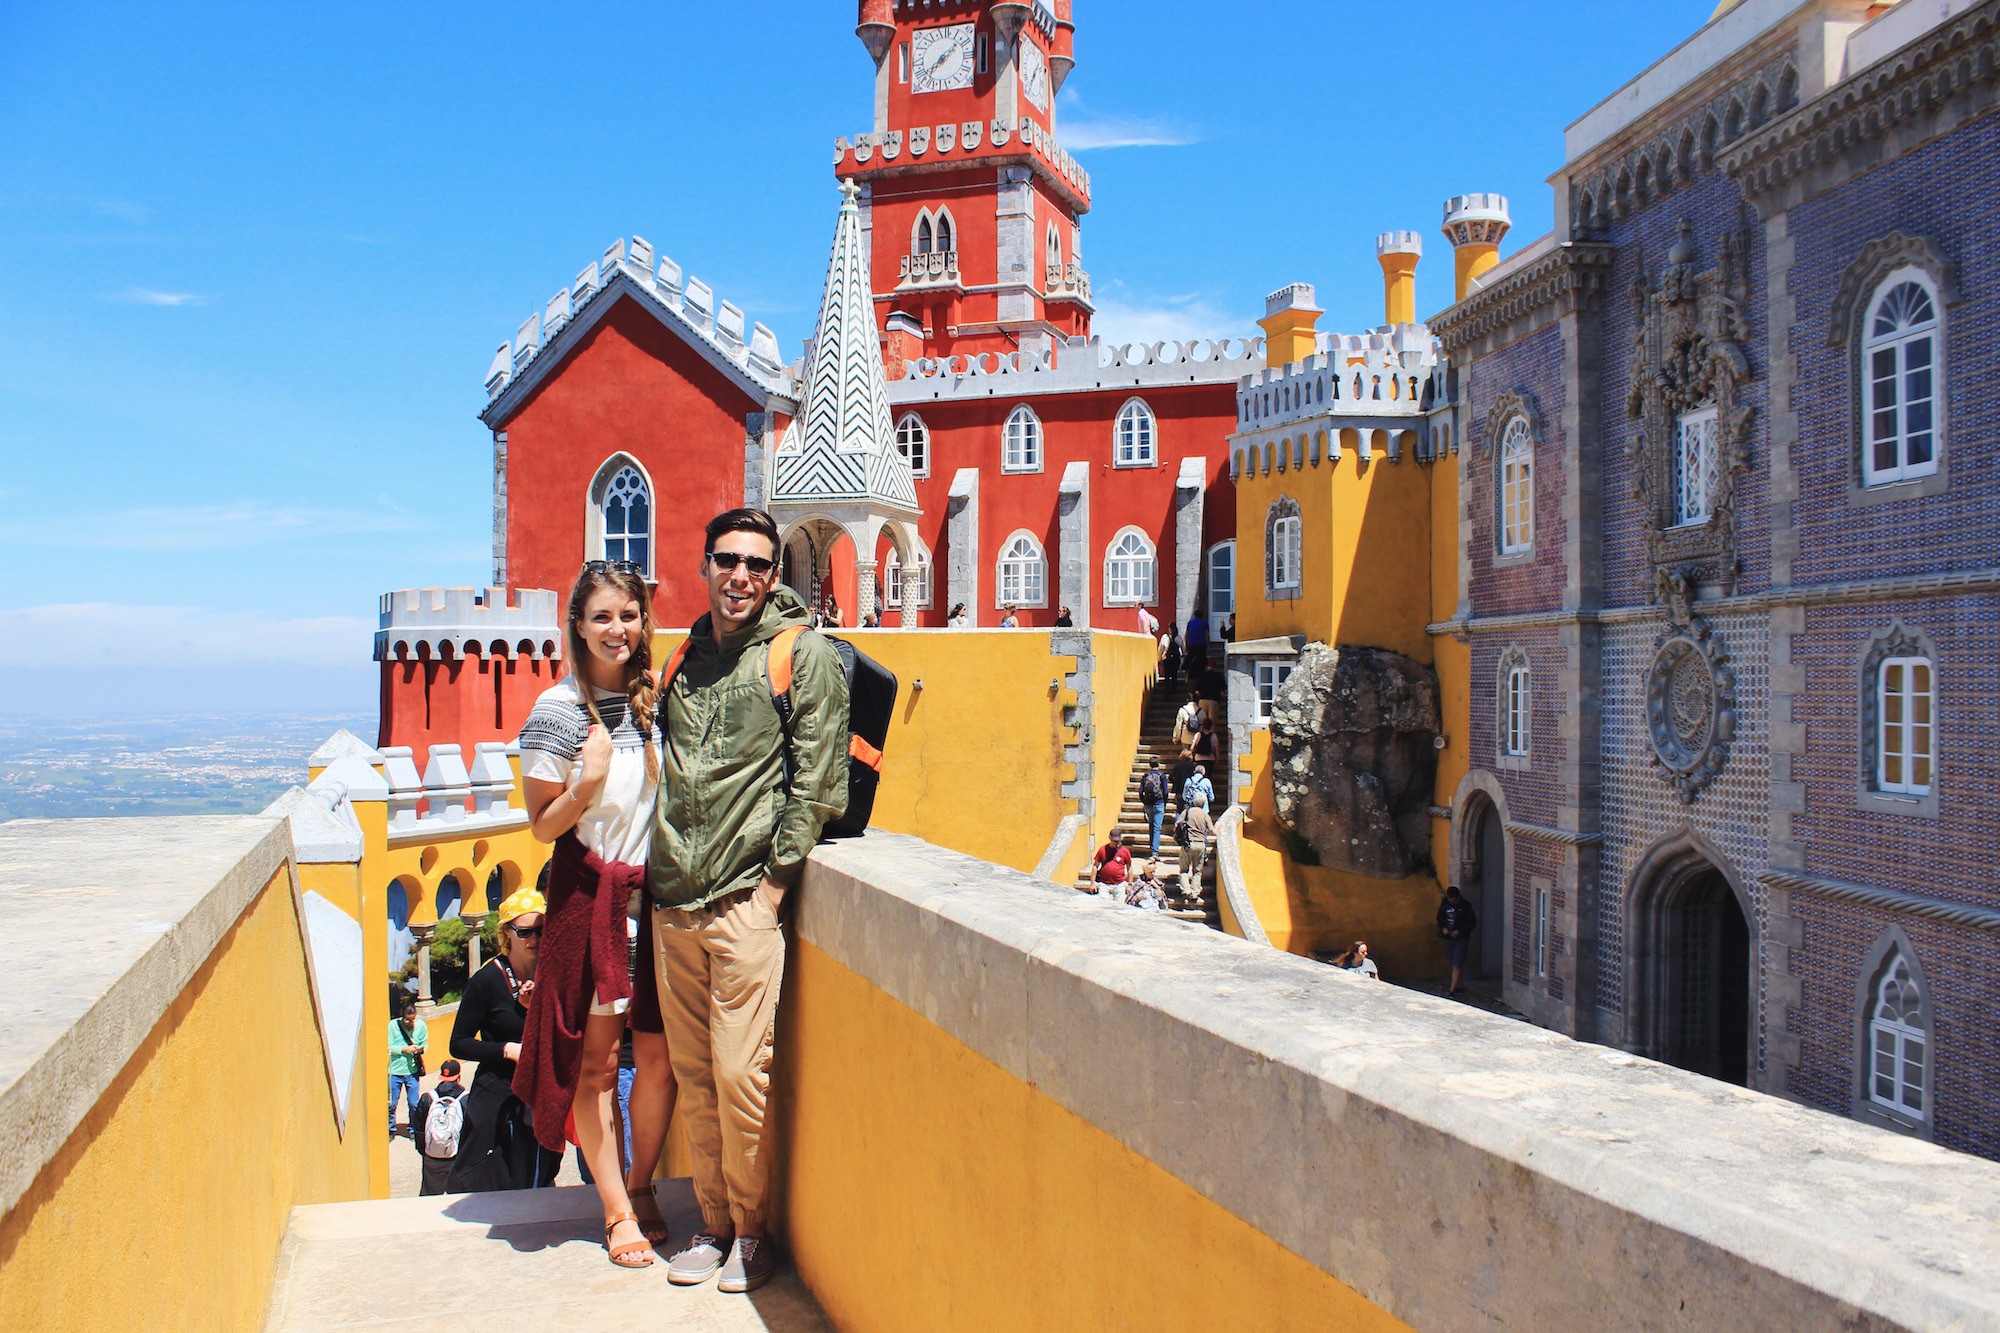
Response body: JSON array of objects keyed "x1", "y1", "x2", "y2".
[{"x1": 1435, "y1": 2, "x2": 2000, "y2": 1159}]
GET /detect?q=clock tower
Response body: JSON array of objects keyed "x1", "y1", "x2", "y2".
[{"x1": 837, "y1": 0, "x2": 1090, "y2": 365}]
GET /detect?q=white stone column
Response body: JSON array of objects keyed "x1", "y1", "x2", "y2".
[
  {"x1": 855, "y1": 558, "x2": 879, "y2": 623},
  {"x1": 899, "y1": 568, "x2": 922, "y2": 627},
  {"x1": 1058, "y1": 461, "x2": 1091, "y2": 627},
  {"x1": 947, "y1": 467, "x2": 980, "y2": 625}
]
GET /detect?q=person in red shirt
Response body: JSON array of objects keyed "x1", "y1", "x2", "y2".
[{"x1": 1091, "y1": 831, "x2": 1133, "y2": 895}]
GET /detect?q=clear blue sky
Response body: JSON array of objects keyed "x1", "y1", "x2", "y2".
[{"x1": 0, "y1": 1, "x2": 1707, "y2": 715}]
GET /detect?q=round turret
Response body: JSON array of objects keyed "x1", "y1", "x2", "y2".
[
  {"x1": 855, "y1": 0, "x2": 894, "y2": 63},
  {"x1": 1441, "y1": 194, "x2": 1511, "y2": 300},
  {"x1": 1375, "y1": 231, "x2": 1422, "y2": 326}
]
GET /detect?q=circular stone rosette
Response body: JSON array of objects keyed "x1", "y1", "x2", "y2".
[{"x1": 1645, "y1": 619, "x2": 1735, "y2": 802}]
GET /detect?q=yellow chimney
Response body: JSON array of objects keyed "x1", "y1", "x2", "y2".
[
  {"x1": 1258, "y1": 283, "x2": 1321, "y2": 370},
  {"x1": 1376, "y1": 231, "x2": 1422, "y2": 326}
]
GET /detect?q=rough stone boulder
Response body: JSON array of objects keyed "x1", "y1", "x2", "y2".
[{"x1": 1269, "y1": 643, "x2": 1440, "y2": 877}]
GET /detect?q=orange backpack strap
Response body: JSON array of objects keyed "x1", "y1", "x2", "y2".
[
  {"x1": 659, "y1": 638, "x2": 693, "y2": 697},
  {"x1": 765, "y1": 626, "x2": 805, "y2": 702}
]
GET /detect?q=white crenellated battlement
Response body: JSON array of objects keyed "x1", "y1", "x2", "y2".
[
  {"x1": 1228, "y1": 325, "x2": 1446, "y2": 475},
  {"x1": 380, "y1": 741, "x2": 529, "y2": 843},
  {"x1": 375, "y1": 587, "x2": 561, "y2": 662},
  {"x1": 835, "y1": 112, "x2": 1090, "y2": 204},
  {"x1": 1442, "y1": 193, "x2": 1512, "y2": 247},
  {"x1": 888, "y1": 333, "x2": 1263, "y2": 404},
  {"x1": 484, "y1": 237, "x2": 790, "y2": 403}
]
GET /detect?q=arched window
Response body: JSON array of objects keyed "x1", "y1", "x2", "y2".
[
  {"x1": 1499, "y1": 417, "x2": 1534, "y2": 554},
  {"x1": 1114, "y1": 398, "x2": 1156, "y2": 466},
  {"x1": 1498, "y1": 647, "x2": 1532, "y2": 763},
  {"x1": 590, "y1": 458, "x2": 653, "y2": 576},
  {"x1": 1045, "y1": 221, "x2": 1061, "y2": 273},
  {"x1": 934, "y1": 208, "x2": 955, "y2": 254},
  {"x1": 884, "y1": 543, "x2": 933, "y2": 609},
  {"x1": 895, "y1": 412, "x2": 930, "y2": 476},
  {"x1": 997, "y1": 531, "x2": 1046, "y2": 607},
  {"x1": 1207, "y1": 540, "x2": 1235, "y2": 620},
  {"x1": 1103, "y1": 527, "x2": 1156, "y2": 606},
  {"x1": 916, "y1": 213, "x2": 934, "y2": 255},
  {"x1": 1867, "y1": 949, "x2": 1929, "y2": 1122},
  {"x1": 1863, "y1": 275, "x2": 1940, "y2": 485},
  {"x1": 1265, "y1": 497, "x2": 1301, "y2": 598},
  {"x1": 1002, "y1": 404, "x2": 1042, "y2": 472}
]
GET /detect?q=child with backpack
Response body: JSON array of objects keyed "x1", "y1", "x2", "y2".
[{"x1": 414, "y1": 1060, "x2": 468, "y2": 1196}]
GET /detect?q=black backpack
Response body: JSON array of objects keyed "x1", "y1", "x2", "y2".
[
  {"x1": 661, "y1": 626, "x2": 898, "y2": 839},
  {"x1": 1140, "y1": 769, "x2": 1168, "y2": 804}
]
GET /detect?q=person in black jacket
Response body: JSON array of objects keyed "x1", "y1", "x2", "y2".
[
  {"x1": 413, "y1": 1060, "x2": 468, "y2": 1195},
  {"x1": 1437, "y1": 886, "x2": 1480, "y2": 999},
  {"x1": 445, "y1": 889, "x2": 564, "y2": 1193}
]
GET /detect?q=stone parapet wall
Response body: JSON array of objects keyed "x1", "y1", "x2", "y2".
[{"x1": 789, "y1": 830, "x2": 2000, "y2": 1330}]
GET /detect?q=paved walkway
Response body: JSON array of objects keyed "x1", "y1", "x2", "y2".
[{"x1": 267, "y1": 1180, "x2": 829, "y2": 1331}]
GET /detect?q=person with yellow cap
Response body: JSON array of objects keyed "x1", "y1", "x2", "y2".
[{"x1": 443, "y1": 885, "x2": 563, "y2": 1193}]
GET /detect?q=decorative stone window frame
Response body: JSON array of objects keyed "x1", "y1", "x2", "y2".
[
  {"x1": 996, "y1": 529, "x2": 1048, "y2": 609},
  {"x1": 1113, "y1": 397, "x2": 1157, "y2": 468},
  {"x1": 1856, "y1": 620, "x2": 1939, "y2": 819},
  {"x1": 911, "y1": 206, "x2": 956, "y2": 257},
  {"x1": 1849, "y1": 926, "x2": 1934, "y2": 1140},
  {"x1": 1625, "y1": 220, "x2": 1755, "y2": 599},
  {"x1": 1264, "y1": 496, "x2": 1302, "y2": 601},
  {"x1": 1002, "y1": 404, "x2": 1043, "y2": 473},
  {"x1": 1485, "y1": 391, "x2": 1538, "y2": 565},
  {"x1": 884, "y1": 541, "x2": 934, "y2": 610},
  {"x1": 1496, "y1": 644, "x2": 1532, "y2": 771},
  {"x1": 895, "y1": 411, "x2": 931, "y2": 478},
  {"x1": 1829, "y1": 234, "x2": 1955, "y2": 507},
  {"x1": 585, "y1": 452, "x2": 656, "y2": 580},
  {"x1": 1103, "y1": 525, "x2": 1157, "y2": 607}
]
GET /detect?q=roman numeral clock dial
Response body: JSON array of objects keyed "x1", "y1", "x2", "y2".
[{"x1": 911, "y1": 23, "x2": 975, "y2": 95}]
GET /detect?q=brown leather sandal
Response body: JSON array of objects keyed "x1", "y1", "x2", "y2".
[
  {"x1": 630, "y1": 1190, "x2": 671, "y2": 1246},
  {"x1": 604, "y1": 1211, "x2": 655, "y2": 1268}
]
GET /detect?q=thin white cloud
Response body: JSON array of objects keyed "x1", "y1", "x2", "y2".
[
  {"x1": 1057, "y1": 90, "x2": 1194, "y2": 151},
  {"x1": 0, "y1": 603, "x2": 373, "y2": 668},
  {"x1": 1090, "y1": 292, "x2": 1253, "y2": 347},
  {"x1": 0, "y1": 503, "x2": 422, "y2": 551},
  {"x1": 108, "y1": 288, "x2": 211, "y2": 306}
]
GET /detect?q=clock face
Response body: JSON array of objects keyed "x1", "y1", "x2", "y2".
[
  {"x1": 912, "y1": 24, "x2": 975, "y2": 95},
  {"x1": 1018, "y1": 37, "x2": 1049, "y2": 112}
]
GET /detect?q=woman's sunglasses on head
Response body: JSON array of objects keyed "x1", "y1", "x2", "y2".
[
  {"x1": 582, "y1": 560, "x2": 642, "y2": 576},
  {"x1": 706, "y1": 551, "x2": 777, "y2": 576}
]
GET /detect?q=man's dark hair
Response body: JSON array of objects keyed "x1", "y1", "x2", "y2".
[
  {"x1": 399, "y1": 1000, "x2": 416, "y2": 1018},
  {"x1": 1445, "y1": 885, "x2": 1464, "y2": 900},
  {"x1": 704, "y1": 507, "x2": 780, "y2": 560}
]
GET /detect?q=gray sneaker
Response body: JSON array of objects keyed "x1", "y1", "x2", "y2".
[
  {"x1": 716, "y1": 1235, "x2": 775, "y2": 1294},
  {"x1": 666, "y1": 1231, "x2": 731, "y2": 1286}
]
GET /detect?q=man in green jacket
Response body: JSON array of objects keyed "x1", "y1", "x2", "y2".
[{"x1": 652, "y1": 507, "x2": 848, "y2": 1294}]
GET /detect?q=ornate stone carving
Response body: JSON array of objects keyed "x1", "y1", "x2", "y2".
[
  {"x1": 1644, "y1": 570, "x2": 1735, "y2": 802},
  {"x1": 1828, "y1": 232, "x2": 1955, "y2": 346},
  {"x1": 1480, "y1": 389, "x2": 1536, "y2": 453},
  {"x1": 1625, "y1": 219, "x2": 1755, "y2": 598}
]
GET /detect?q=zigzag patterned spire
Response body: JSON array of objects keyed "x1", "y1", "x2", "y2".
[{"x1": 772, "y1": 179, "x2": 919, "y2": 509}]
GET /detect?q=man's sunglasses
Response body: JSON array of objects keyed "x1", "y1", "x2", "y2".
[
  {"x1": 582, "y1": 560, "x2": 643, "y2": 576},
  {"x1": 507, "y1": 924, "x2": 543, "y2": 939},
  {"x1": 706, "y1": 551, "x2": 778, "y2": 576}
]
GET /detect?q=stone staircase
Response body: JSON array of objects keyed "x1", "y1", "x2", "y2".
[{"x1": 1074, "y1": 686, "x2": 1221, "y2": 929}]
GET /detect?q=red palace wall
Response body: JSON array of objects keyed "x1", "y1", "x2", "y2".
[
  {"x1": 497, "y1": 295, "x2": 760, "y2": 629},
  {"x1": 377, "y1": 651, "x2": 562, "y2": 761},
  {"x1": 887, "y1": 379, "x2": 1238, "y2": 627}
]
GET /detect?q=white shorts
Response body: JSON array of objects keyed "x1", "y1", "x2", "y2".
[{"x1": 588, "y1": 990, "x2": 630, "y2": 1017}]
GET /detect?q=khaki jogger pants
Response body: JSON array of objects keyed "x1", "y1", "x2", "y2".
[{"x1": 652, "y1": 886, "x2": 786, "y2": 1234}]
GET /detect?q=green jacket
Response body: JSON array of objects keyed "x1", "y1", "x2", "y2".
[{"x1": 648, "y1": 584, "x2": 849, "y2": 910}]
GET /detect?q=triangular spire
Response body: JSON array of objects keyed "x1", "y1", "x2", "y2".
[{"x1": 771, "y1": 179, "x2": 919, "y2": 510}]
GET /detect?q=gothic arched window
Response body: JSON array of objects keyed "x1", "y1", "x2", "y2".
[
  {"x1": 1863, "y1": 274, "x2": 1941, "y2": 486},
  {"x1": 884, "y1": 543, "x2": 933, "y2": 609},
  {"x1": 895, "y1": 412, "x2": 930, "y2": 476},
  {"x1": 1104, "y1": 527, "x2": 1156, "y2": 606},
  {"x1": 1499, "y1": 417, "x2": 1534, "y2": 554},
  {"x1": 590, "y1": 457, "x2": 654, "y2": 577},
  {"x1": 1866, "y1": 947, "x2": 1930, "y2": 1124},
  {"x1": 997, "y1": 531, "x2": 1046, "y2": 607},
  {"x1": 1003, "y1": 404, "x2": 1042, "y2": 472},
  {"x1": 1114, "y1": 398, "x2": 1156, "y2": 466},
  {"x1": 1497, "y1": 645, "x2": 1532, "y2": 767}
]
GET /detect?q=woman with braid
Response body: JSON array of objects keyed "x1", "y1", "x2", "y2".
[{"x1": 514, "y1": 562, "x2": 676, "y2": 1270}]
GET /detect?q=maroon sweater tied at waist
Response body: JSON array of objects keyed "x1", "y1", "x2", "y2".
[{"x1": 512, "y1": 832, "x2": 642, "y2": 1152}]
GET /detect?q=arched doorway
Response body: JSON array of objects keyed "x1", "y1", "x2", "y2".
[
  {"x1": 1466, "y1": 799, "x2": 1508, "y2": 984},
  {"x1": 1630, "y1": 834, "x2": 1754, "y2": 1086}
]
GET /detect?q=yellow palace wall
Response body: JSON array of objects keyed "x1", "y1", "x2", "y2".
[
  {"x1": 0, "y1": 866, "x2": 369, "y2": 1332},
  {"x1": 778, "y1": 938, "x2": 1408, "y2": 1333}
]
